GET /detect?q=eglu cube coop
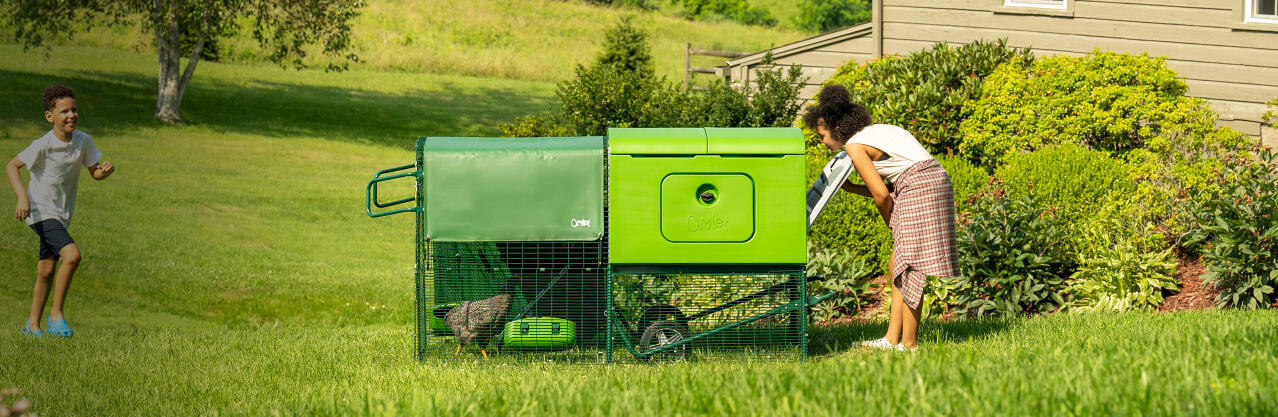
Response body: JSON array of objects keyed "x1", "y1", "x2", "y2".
[{"x1": 366, "y1": 127, "x2": 833, "y2": 362}]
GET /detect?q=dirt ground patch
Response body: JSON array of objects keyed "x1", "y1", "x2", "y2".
[{"x1": 1159, "y1": 254, "x2": 1219, "y2": 312}]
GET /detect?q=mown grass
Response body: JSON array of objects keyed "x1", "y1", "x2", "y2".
[
  {"x1": 14, "y1": 0, "x2": 811, "y2": 82},
  {"x1": 1, "y1": 46, "x2": 1276, "y2": 416}
]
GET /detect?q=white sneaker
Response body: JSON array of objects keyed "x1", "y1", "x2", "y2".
[
  {"x1": 854, "y1": 337, "x2": 897, "y2": 350},
  {"x1": 895, "y1": 344, "x2": 917, "y2": 352}
]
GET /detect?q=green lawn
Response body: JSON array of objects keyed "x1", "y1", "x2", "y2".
[
  {"x1": 19, "y1": 0, "x2": 812, "y2": 82},
  {"x1": 1, "y1": 45, "x2": 1276, "y2": 416}
]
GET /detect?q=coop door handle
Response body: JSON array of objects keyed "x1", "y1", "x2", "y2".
[{"x1": 365, "y1": 163, "x2": 422, "y2": 218}]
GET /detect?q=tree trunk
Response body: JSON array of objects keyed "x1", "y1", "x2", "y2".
[
  {"x1": 153, "y1": 0, "x2": 203, "y2": 124},
  {"x1": 154, "y1": 0, "x2": 182, "y2": 123}
]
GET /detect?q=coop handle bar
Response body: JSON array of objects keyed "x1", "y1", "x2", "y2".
[{"x1": 366, "y1": 163, "x2": 421, "y2": 218}]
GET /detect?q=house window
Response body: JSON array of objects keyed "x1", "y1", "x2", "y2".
[
  {"x1": 1004, "y1": 0, "x2": 1068, "y2": 10},
  {"x1": 1249, "y1": 0, "x2": 1278, "y2": 22}
]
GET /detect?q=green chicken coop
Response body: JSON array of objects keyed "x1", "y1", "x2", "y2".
[{"x1": 366, "y1": 127, "x2": 833, "y2": 362}]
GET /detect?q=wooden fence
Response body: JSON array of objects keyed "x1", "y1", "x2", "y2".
[{"x1": 684, "y1": 43, "x2": 750, "y2": 92}]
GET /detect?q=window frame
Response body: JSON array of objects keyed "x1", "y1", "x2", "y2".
[
  {"x1": 1003, "y1": 0, "x2": 1068, "y2": 10},
  {"x1": 1247, "y1": 0, "x2": 1278, "y2": 23}
]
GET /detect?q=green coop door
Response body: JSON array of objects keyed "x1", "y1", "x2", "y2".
[{"x1": 660, "y1": 174, "x2": 755, "y2": 242}]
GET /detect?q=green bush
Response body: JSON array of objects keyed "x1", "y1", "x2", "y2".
[
  {"x1": 596, "y1": 15, "x2": 655, "y2": 77},
  {"x1": 819, "y1": 39, "x2": 1033, "y2": 153},
  {"x1": 1187, "y1": 147, "x2": 1278, "y2": 310},
  {"x1": 585, "y1": 0, "x2": 656, "y2": 10},
  {"x1": 994, "y1": 144, "x2": 1137, "y2": 256},
  {"x1": 502, "y1": 19, "x2": 806, "y2": 136},
  {"x1": 936, "y1": 154, "x2": 988, "y2": 214},
  {"x1": 1124, "y1": 126, "x2": 1251, "y2": 252},
  {"x1": 794, "y1": 0, "x2": 870, "y2": 33},
  {"x1": 952, "y1": 189, "x2": 1073, "y2": 317},
  {"x1": 958, "y1": 51, "x2": 1223, "y2": 167},
  {"x1": 806, "y1": 243, "x2": 879, "y2": 322},
  {"x1": 674, "y1": 0, "x2": 777, "y2": 26},
  {"x1": 1067, "y1": 221, "x2": 1178, "y2": 312}
]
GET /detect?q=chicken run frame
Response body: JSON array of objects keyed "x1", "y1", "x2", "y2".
[{"x1": 366, "y1": 128, "x2": 834, "y2": 362}]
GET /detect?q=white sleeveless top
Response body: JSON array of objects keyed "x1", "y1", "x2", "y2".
[{"x1": 846, "y1": 124, "x2": 933, "y2": 184}]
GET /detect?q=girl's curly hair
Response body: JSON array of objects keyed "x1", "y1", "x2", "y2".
[{"x1": 802, "y1": 85, "x2": 872, "y2": 143}]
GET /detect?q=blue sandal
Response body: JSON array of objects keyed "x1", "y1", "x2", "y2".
[
  {"x1": 48, "y1": 317, "x2": 73, "y2": 337},
  {"x1": 21, "y1": 320, "x2": 45, "y2": 338}
]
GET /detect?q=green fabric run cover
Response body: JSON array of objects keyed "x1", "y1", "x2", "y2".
[{"x1": 423, "y1": 136, "x2": 604, "y2": 241}]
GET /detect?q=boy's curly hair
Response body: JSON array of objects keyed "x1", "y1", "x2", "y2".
[
  {"x1": 43, "y1": 84, "x2": 75, "y2": 111},
  {"x1": 802, "y1": 84, "x2": 872, "y2": 143}
]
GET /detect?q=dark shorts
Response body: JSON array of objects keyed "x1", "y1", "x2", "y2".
[{"x1": 29, "y1": 219, "x2": 75, "y2": 261}]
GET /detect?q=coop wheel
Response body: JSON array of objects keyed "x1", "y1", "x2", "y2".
[
  {"x1": 637, "y1": 304, "x2": 689, "y2": 340},
  {"x1": 638, "y1": 320, "x2": 690, "y2": 361}
]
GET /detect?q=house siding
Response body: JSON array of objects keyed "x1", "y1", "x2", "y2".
[
  {"x1": 725, "y1": 0, "x2": 1277, "y2": 146},
  {"x1": 881, "y1": 0, "x2": 1277, "y2": 144}
]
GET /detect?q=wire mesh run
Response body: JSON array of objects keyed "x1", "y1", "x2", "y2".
[
  {"x1": 417, "y1": 240, "x2": 608, "y2": 362},
  {"x1": 606, "y1": 268, "x2": 808, "y2": 362}
]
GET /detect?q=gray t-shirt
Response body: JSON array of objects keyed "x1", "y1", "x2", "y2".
[{"x1": 17, "y1": 130, "x2": 102, "y2": 228}]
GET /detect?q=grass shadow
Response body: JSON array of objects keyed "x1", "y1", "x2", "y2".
[{"x1": 0, "y1": 67, "x2": 555, "y2": 149}]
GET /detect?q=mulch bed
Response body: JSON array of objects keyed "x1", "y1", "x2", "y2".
[{"x1": 1159, "y1": 253, "x2": 1220, "y2": 312}]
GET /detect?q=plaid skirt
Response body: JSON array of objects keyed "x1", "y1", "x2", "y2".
[{"x1": 888, "y1": 159, "x2": 961, "y2": 310}]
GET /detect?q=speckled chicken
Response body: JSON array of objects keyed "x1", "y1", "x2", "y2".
[{"x1": 444, "y1": 293, "x2": 511, "y2": 359}]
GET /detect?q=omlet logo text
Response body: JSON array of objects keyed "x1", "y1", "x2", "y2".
[{"x1": 571, "y1": 218, "x2": 592, "y2": 228}]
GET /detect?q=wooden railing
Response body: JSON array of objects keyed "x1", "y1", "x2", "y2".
[{"x1": 684, "y1": 43, "x2": 750, "y2": 92}]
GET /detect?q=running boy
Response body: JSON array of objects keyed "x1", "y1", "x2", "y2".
[{"x1": 7, "y1": 84, "x2": 115, "y2": 337}]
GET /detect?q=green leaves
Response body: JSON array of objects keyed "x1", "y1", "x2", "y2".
[
  {"x1": 819, "y1": 39, "x2": 1032, "y2": 154},
  {"x1": 1191, "y1": 146, "x2": 1278, "y2": 309},
  {"x1": 958, "y1": 51, "x2": 1219, "y2": 167},
  {"x1": 502, "y1": 26, "x2": 807, "y2": 137},
  {"x1": 794, "y1": 0, "x2": 871, "y2": 33},
  {"x1": 805, "y1": 243, "x2": 879, "y2": 322},
  {"x1": 952, "y1": 190, "x2": 1073, "y2": 318},
  {"x1": 595, "y1": 15, "x2": 654, "y2": 78},
  {"x1": 676, "y1": 0, "x2": 777, "y2": 26}
]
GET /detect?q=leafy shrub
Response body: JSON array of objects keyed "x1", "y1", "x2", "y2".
[
  {"x1": 936, "y1": 154, "x2": 988, "y2": 214},
  {"x1": 994, "y1": 144, "x2": 1137, "y2": 256},
  {"x1": 674, "y1": 0, "x2": 777, "y2": 26},
  {"x1": 819, "y1": 39, "x2": 1033, "y2": 153},
  {"x1": 1187, "y1": 147, "x2": 1278, "y2": 309},
  {"x1": 794, "y1": 0, "x2": 870, "y2": 33},
  {"x1": 503, "y1": 18, "x2": 806, "y2": 136},
  {"x1": 959, "y1": 51, "x2": 1223, "y2": 166},
  {"x1": 1124, "y1": 126, "x2": 1251, "y2": 252},
  {"x1": 806, "y1": 243, "x2": 879, "y2": 322},
  {"x1": 1067, "y1": 221, "x2": 1178, "y2": 311},
  {"x1": 952, "y1": 189, "x2": 1073, "y2": 317},
  {"x1": 585, "y1": 0, "x2": 656, "y2": 10},
  {"x1": 503, "y1": 54, "x2": 805, "y2": 136},
  {"x1": 595, "y1": 15, "x2": 654, "y2": 78}
]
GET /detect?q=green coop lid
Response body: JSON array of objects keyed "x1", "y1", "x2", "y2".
[
  {"x1": 608, "y1": 128, "x2": 706, "y2": 155},
  {"x1": 705, "y1": 127, "x2": 804, "y2": 155},
  {"x1": 608, "y1": 127, "x2": 803, "y2": 155},
  {"x1": 421, "y1": 136, "x2": 605, "y2": 242}
]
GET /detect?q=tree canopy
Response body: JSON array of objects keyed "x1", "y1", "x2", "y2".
[{"x1": 4, "y1": 0, "x2": 365, "y2": 123}]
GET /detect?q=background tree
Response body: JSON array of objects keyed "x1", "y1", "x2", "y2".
[
  {"x1": 3, "y1": 0, "x2": 364, "y2": 123},
  {"x1": 594, "y1": 15, "x2": 654, "y2": 78},
  {"x1": 794, "y1": 0, "x2": 870, "y2": 33}
]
